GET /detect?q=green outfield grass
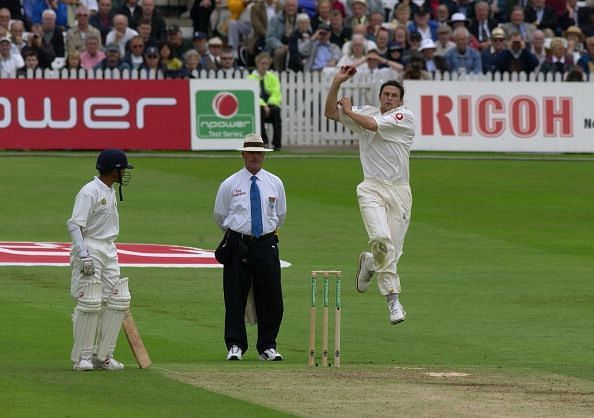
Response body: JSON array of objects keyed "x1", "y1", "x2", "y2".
[{"x1": 1, "y1": 152, "x2": 594, "y2": 417}]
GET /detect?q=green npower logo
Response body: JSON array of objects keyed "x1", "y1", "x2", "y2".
[{"x1": 196, "y1": 90, "x2": 256, "y2": 139}]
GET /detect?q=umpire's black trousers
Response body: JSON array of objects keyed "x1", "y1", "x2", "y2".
[{"x1": 223, "y1": 232, "x2": 283, "y2": 355}]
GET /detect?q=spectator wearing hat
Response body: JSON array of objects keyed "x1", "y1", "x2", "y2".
[
  {"x1": 245, "y1": 0, "x2": 281, "y2": 64},
  {"x1": 345, "y1": 0, "x2": 369, "y2": 30},
  {"x1": 93, "y1": 41, "x2": 130, "y2": 71},
  {"x1": 408, "y1": 7, "x2": 439, "y2": 41},
  {"x1": 449, "y1": 12, "x2": 480, "y2": 49},
  {"x1": 563, "y1": 25, "x2": 585, "y2": 62},
  {"x1": 336, "y1": 32, "x2": 367, "y2": 67},
  {"x1": 0, "y1": 35, "x2": 23, "y2": 75},
  {"x1": 201, "y1": 36, "x2": 223, "y2": 70},
  {"x1": 80, "y1": 33, "x2": 105, "y2": 69},
  {"x1": 265, "y1": 0, "x2": 299, "y2": 71},
  {"x1": 524, "y1": 0, "x2": 558, "y2": 33},
  {"x1": 138, "y1": 44, "x2": 163, "y2": 73},
  {"x1": 493, "y1": 32, "x2": 539, "y2": 74},
  {"x1": 444, "y1": 27, "x2": 482, "y2": 73},
  {"x1": 192, "y1": 30, "x2": 208, "y2": 57},
  {"x1": 540, "y1": 36, "x2": 575, "y2": 75},
  {"x1": 287, "y1": 12, "x2": 312, "y2": 71},
  {"x1": 329, "y1": 9, "x2": 352, "y2": 49},
  {"x1": 469, "y1": 1, "x2": 497, "y2": 49},
  {"x1": 481, "y1": 26, "x2": 507, "y2": 73},
  {"x1": 247, "y1": 52, "x2": 282, "y2": 150},
  {"x1": 166, "y1": 24, "x2": 192, "y2": 60},
  {"x1": 500, "y1": 6, "x2": 536, "y2": 43},
  {"x1": 105, "y1": 14, "x2": 137, "y2": 55},
  {"x1": 66, "y1": 6, "x2": 102, "y2": 54},
  {"x1": 89, "y1": 0, "x2": 114, "y2": 44},
  {"x1": 577, "y1": 35, "x2": 594, "y2": 75},
  {"x1": 419, "y1": 37, "x2": 448, "y2": 73},
  {"x1": 298, "y1": 22, "x2": 342, "y2": 71},
  {"x1": 435, "y1": 24, "x2": 455, "y2": 56}
]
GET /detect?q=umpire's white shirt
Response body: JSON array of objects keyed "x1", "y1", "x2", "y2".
[
  {"x1": 339, "y1": 105, "x2": 415, "y2": 184},
  {"x1": 214, "y1": 168, "x2": 287, "y2": 235},
  {"x1": 68, "y1": 176, "x2": 119, "y2": 242}
]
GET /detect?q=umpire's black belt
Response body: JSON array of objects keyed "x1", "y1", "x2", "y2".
[{"x1": 229, "y1": 230, "x2": 275, "y2": 242}]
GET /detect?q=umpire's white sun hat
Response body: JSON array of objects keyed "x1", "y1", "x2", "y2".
[{"x1": 237, "y1": 133, "x2": 273, "y2": 152}]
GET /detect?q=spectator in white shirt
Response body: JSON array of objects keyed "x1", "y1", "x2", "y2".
[
  {"x1": 0, "y1": 36, "x2": 24, "y2": 76},
  {"x1": 105, "y1": 13, "x2": 138, "y2": 55}
]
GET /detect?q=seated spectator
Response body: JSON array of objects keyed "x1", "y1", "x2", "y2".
[
  {"x1": 435, "y1": 24, "x2": 455, "y2": 56},
  {"x1": 9, "y1": 19, "x2": 27, "y2": 53},
  {"x1": 93, "y1": 41, "x2": 130, "y2": 71},
  {"x1": 540, "y1": 37, "x2": 575, "y2": 75},
  {"x1": 402, "y1": 55, "x2": 432, "y2": 79},
  {"x1": 159, "y1": 41, "x2": 182, "y2": 70},
  {"x1": 0, "y1": 35, "x2": 24, "y2": 75},
  {"x1": 31, "y1": 0, "x2": 68, "y2": 29},
  {"x1": 181, "y1": 48, "x2": 201, "y2": 75},
  {"x1": 342, "y1": 23, "x2": 376, "y2": 56},
  {"x1": 190, "y1": 0, "x2": 215, "y2": 36},
  {"x1": 21, "y1": 28, "x2": 55, "y2": 68},
  {"x1": 245, "y1": 0, "x2": 281, "y2": 64},
  {"x1": 121, "y1": 34, "x2": 144, "y2": 69},
  {"x1": 500, "y1": 6, "x2": 537, "y2": 43},
  {"x1": 299, "y1": 22, "x2": 342, "y2": 71},
  {"x1": 105, "y1": 14, "x2": 137, "y2": 55},
  {"x1": 226, "y1": 0, "x2": 252, "y2": 54},
  {"x1": 210, "y1": 0, "x2": 231, "y2": 41},
  {"x1": 492, "y1": 32, "x2": 539, "y2": 74},
  {"x1": 373, "y1": 27, "x2": 390, "y2": 58},
  {"x1": 577, "y1": 35, "x2": 594, "y2": 76},
  {"x1": 435, "y1": 4, "x2": 450, "y2": 25},
  {"x1": 41, "y1": 9, "x2": 64, "y2": 57},
  {"x1": 524, "y1": 0, "x2": 558, "y2": 33},
  {"x1": 365, "y1": 11, "x2": 384, "y2": 41},
  {"x1": 563, "y1": 25, "x2": 585, "y2": 63},
  {"x1": 298, "y1": 0, "x2": 316, "y2": 19},
  {"x1": 139, "y1": 44, "x2": 164, "y2": 74},
  {"x1": 559, "y1": 0, "x2": 580, "y2": 32},
  {"x1": 390, "y1": 3, "x2": 411, "y2": 29},
  {"x1": 359, "y1": 48, "x2": 402, "y2": 78},
  {"x1": 419, "y1": 38, "x2": 448, "y2": 73},
  {"x1": 447, "y1": 0, "x2": 474, "y2": 20},
  {"x1": 0, "y1": 7, "x2": 12, "y2": 32},
  {"x1": 329, "y1": 9, "x2": 351, "y2": 49},
  {"x1": 311, "y1": 0, "x2": 331, "y2": 32},
  {"x1": 80, "y1": 33, "x2": 105, "y2": 69},
  {"x1": 449, "y1": 12, "x2": 479, "y2": 49},
  {"x1": 336, "y1": 32, "x2": 367, "y2": 67},
  {"x1": 265, "y1": 0, "x2": 298, "y2": 71},
  {"x1": 401, "y1": 30, "x2": 422, "y2": 64},
  {"x1": 137, "y1": 18, "x2": 156, "y2": 47},
  {"x1": 89, "y1": 0, "x2": 114, "y2": 43},
  {"x1": 386, "y1": 41, "x2": 405, "y2": 65},
  {"x1": 287, "y1": 12, "x2": 312, "y2": 72},
  {"x1": 192, "y1": 30, "x2": 208, "y2": 57},
  {"x1": 407, "y1": 7, "x2": 438, "y2": 41},
  {"x1": 247, "y1": 52, "x2": 282, "y2": 150},
  {"x1": 481, "y1": 26, "x2": 506, "y2": 73},
  {"x1": 469, "y1": 1, "x2": 497, "y2": 50},
  {"x1": 330, "y1": 0, "x2": 345, "y2": 18},
  {"x1": 62, "y1": 49, "x2": 83, "y2": 71},
  {"x1": 218, "y1": 46, "x2": 243, "y2": 74},
  {"x1": 166, "y1": 24, "x2": 192, "y2": 60},
  {"x1": 580, "y1": 7, "x2": 593, "y2": 37},
  {"x1": 138, "y1": 0, "x2": 166, "y2": 43},
  {"x1": 66, "y1": 6, "x2": 102, "y2": 53},
  {"x1": 345, "y1": 0, "x2": 369, "y2": 30},
  {"x1": 444, "y1": 27, "x2": 482, "y2": 74},
  {"x1": 530, "y1": 29, "x2": 547, "y2": 71},
  {"x1": 17, "y1": 49, "x2": 39, "y2": 76},
  {"x1": 200, "y1": 36, "x2": 223, "y2": 70}
]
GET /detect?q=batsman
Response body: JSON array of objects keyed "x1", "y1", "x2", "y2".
[
  {"x1": 66, "y1": 149, "x2": 133, "y2": 371},
  {"x1": 324, "y1": 66, "x2": 415, "y2": 325}
]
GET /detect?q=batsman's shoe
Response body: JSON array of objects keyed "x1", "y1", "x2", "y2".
[
  {"x1": 72, "y1": 358, "x2": 94, "y2": 371},
  {"x1": 259, "y1": 348, "x2": 283, "y2": 361},
  {"x1": 356, "y1": 252, "x2": 374, "y2": 293},
  {"x1": 388, "y1": 298, "x2": 406, "y2": 325},
  {"x1": 226, "y1": 345, "x2": 242, "y2": 361},
  {"x1": 93, "y1": 355, "x2": 125, "y2": 370}
]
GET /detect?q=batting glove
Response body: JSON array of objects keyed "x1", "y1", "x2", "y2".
[{"x1": 80, "y1": 256, "x2": 95, "y2": 276}]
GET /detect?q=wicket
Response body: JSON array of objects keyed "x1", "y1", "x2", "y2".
[{"x1": 308, "y1": 270, "x2": 342, "y2": 368}]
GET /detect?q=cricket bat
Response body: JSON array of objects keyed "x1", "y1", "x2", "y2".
[{"x1": 122, "y1": 310, "x2": 152, "y2": 369}]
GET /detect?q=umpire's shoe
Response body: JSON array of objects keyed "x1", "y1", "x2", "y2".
[
  {"x1": 226, "y1": 345, "x2": 242, "y2": 361},
  {"x1": 356, "y1": 252, "x2": 374, "y2": 293},
  {"x1": 259, "y1": 348, "x2": 283, "y2": 361}
]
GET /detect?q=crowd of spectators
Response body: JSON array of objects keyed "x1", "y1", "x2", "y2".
[{"x1": 0, "y1": 0, "x2": 593, "y2": 80}]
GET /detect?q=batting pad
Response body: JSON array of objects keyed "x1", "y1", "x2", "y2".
[
  {"x1": 95, "y1": 278, "x2": 131, "y2": 361},
  {"x1": 71, "y1": 280, "x2": 102, "y2": 363}
]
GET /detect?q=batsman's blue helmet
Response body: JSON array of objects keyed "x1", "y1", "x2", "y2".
[{"x1": 96, "y1": 149, "x2": 134, "y2": 172}]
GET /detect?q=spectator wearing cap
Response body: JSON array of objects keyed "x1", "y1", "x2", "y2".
[
  {"x1": 89, "y1": 0, "x2": 114, "y2": 44},
  {"x1": 345, "y1": 0, "x2": 369, "y2": 30},
  {"x1": 139, "y1": 0, "x2": 166, "y2": 43},
  {"x1": 139, "y1": 44, "x2": 163, "y2": 73},
  {"x1": 0, "y1": 35, "x2": 23, "y2": 75},
  {"x1": 190, "y1": 0, "x2": 215, "y2": 36},
  {"x1": 493, "y1": 32, "x2": 539, "y2": 74},
  {"x1": 408, "y1": 7, "x2": 439, "y2": 41},
  {"x1": 200, "y1": 36, "x2": 223, "y2": 70},
  {"x1": 435, "y1": 24, "x2": 455, "y2": 56},
  {"x1": 41, "y1": 9, "x2": 65, "y2": 58},
  {"x1": 448, "y1": 12, "x2": 480, "y2": 49},
  {"x1": 115, "y1": 0, "x2": 141, "y2": 29},
  {"x1": 265, "y1": 0, "x2": 298, "y2": 71},
  {"x1": 577, "y1": 35, "x2": 594, "y2": 75},
  {"x1": 227, "y1": 0, "x2": 253, "y2": 55},
  {"x1": 299, "y1": 21, "x2": 342, "y2": 71},
  {"x1": 166, "y1": 24, "x2": 192, "y2": 60},
  {"x1": 121, "y1": 34, "x2": 144, "y2": 68},
  {"x1": 192, "y1": 30, "x2": 208, "y2": 57},
  {"x1": 245, "y1": 0, "x2": 281, "y2": 64},
  {"x1": 500, "y1": 6, "x2": 536, "y2": 43},
  {"x1": 105, "y1": 14, "x2": 137, "y2": 55},
  {"x1": 80, "y1": 33, "x2": 105, "y2": 69},
  {"x1": 563, "y1": 25, "x2": 584, "y2": 62},
  {"x1": 311, "y1": 0, "x2": 331, "y2": 32},
  {"x1": 481, "y1": 26, "x2": 506, "y2": 73},
  {"x1": 469, "y1": 1, "x2": 497, "y2": 50},
  {"x1": 287, "y1": 12, "x2": 312, "y2": 71},
  {"x1": 93, "y1": 41, "x2": 130, "y2": 70},
  {"x1": 444, "y1": 27, "x2": 482, "y2": 73},
  {"x1": 419, "y1": 37, "x2": 448, "y2": 72},
  {"x1": 66, "y1": 6, "x2": 102, "y2": 54},
  {"x1": 524, "y1": 0, "x2": 558, "y2": 33},
  {"x1": 329, "y1": 9, "x2": 352, "y2": 49},
  {"x1": 540, "y1": 36, "x2": 575, "y2": 75},
  {"x1": 336, "y1": 32, "x2": 367, "y2": 67}
]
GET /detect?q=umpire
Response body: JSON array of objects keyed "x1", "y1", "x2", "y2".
[{"x1": 214, "y1": 133, "x2": 287, "y2": 361}]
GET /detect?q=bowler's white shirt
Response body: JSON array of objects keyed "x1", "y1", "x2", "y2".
[
  {"x1": 214, "y1": 167, "x2": 287, "y2": 235},
  {"x1": 68, "y1": 177, "x2": 119, "y2": 241},
  {"x1": 339, "y1": 104, "x2": 415, "y2": 183}
]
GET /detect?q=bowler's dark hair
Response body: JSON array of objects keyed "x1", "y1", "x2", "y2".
[{"x1": 379, "y1": 80, "x2": 404, "y2": 100}]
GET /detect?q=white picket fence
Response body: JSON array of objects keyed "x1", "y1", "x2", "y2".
[{"x1": 2, "y1": 68, "x2": 592, "y2": 146}]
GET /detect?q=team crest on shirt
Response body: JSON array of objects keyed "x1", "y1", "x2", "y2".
[
  {"x1": 394, "y1": 113, "x2": 404, "y2": 121},
  {"x1": 232, "y1": 189, "x2": 246, "y2": 197},
  {"x1": 101, "y1": 198, "x2": 107, "y2": 205}
]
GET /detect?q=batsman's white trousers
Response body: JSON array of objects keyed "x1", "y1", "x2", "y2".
[
  {"x1": 70, "y1": 238, "x2": 121, "y2": 301},
  {"x1": 356, "y1": 179, "x2": 412, "y2": 295}
]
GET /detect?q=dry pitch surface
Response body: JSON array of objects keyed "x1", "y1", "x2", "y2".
[{"x1": 164, "y1": 366, "x2": 594, "y2": 417}]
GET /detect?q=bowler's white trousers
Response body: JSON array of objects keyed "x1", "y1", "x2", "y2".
[{"x1": 356, "y1": 178, "x2": 412, "y2": 295}]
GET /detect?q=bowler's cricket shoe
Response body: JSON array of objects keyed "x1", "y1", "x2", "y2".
[
  {"x1": 259, "y1": 348, "x2": 283, "y2": 361},
  {"x1": 226, "y1": 345, "x2": 242, "y2": 361},
  {"x1": 72, "y1": 358, "x2": 94, "y2": 371},
  {"x1": 93, "y1": 355, "x2": 125, "y2": 370},
  {"x1": 356, "y1": 252, "x2": 374, "y2": 293},
  {"x1": 388, "y1": 298, "x2": 406, "y2": 325}
]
